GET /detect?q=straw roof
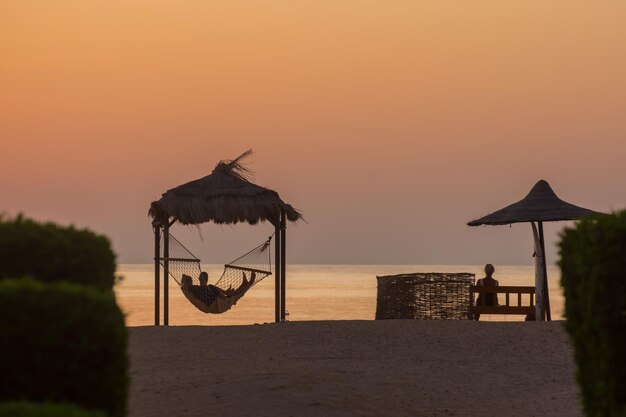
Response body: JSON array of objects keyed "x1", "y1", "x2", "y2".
[
  {"x1": 149, "y1": 150, "x2": 302, "y2": 226},
  {"x1": 467, "y1": 180, "x2": 600, "y2": 226}
]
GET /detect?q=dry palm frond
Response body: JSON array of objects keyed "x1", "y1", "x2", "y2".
[{"x1": 215, "y1": 149, "x2": 254, "y2": 181}]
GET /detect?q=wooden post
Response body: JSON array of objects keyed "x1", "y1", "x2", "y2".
[
  {"x1": 274, "y1": 220, "x2": 281, "y2": 323},
  {"x1": 468, "y1": 286, "x2": 474, "y2": 320},
  {"x1": 154, "y1": 226, "x2": 161, "y2": 326},
  {"x1": 280, "y1": 211, "x2": 287, "y2": 321},
  {"x1": 163, "y1": 221, "x2": 170, "y2": 326},
  {"x1": 538, "y1": 222, "x2": 551, "y2": 321}
]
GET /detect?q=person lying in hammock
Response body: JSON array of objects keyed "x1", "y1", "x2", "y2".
[
  {"x1": 180, "y1": 275, "x2": 207, "y2": 302},
  {"x1": 237, "y1": 271, "x2": 256, "y2": 294},
  {"x1": 181, "y1": 271, "x2": 255, "y2": 302},
  {"x1": 198, "y1": 272, "x2": 230, "y2": 298},
  {"x1": 180, "y1": 273, "x2": 224, "y2": 304},
  {"x1": 218, "y1": 271, "x2": 257, "y2": 297}
]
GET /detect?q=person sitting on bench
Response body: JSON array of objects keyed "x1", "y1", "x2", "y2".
[{"x1": 474, "y1": 263, "x2": 499, "y2": 321}]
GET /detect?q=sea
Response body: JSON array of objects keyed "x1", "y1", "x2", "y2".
[{"x1": 116, "y1": 264, "x2": 565, "y2": 326}]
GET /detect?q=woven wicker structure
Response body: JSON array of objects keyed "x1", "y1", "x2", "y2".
[{"x1": 375, "y1": 273, "x2": 475, "y2": 320}]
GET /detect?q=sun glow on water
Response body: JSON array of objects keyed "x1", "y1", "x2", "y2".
[{"x1": 116, "y1": 264, "x2": 564, "y2": 326}]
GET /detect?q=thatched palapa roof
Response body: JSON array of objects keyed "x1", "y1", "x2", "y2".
[
  {"x1": 149, "y1": 150, "x2": 302, "y2": 226},
  {"x1": 468, "y1": 180, "x2": 600, "y2": 226}
]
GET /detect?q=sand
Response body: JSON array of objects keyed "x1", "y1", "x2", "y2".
[{"x1": 128, "y1": 321, "x2": 582, "y2": 417}]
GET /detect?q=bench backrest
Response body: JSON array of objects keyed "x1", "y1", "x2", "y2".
[{"x1": 469, "y1": 285, "x2": 535, "y2": 316}]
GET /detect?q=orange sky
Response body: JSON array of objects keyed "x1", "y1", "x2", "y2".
[{"x1": 1, "y1": 1, "x2": 625, "y2": 264}]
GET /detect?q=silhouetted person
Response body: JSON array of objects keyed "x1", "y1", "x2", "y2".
[
  {"x1": 474, "y1": 263, "x2": 499, "y2": 321},
  {"x1": 198, "y1": 271, "x2": 229, "y2": 298},
  {"x1": 235, "y1": 271, "x2": 256, "y2": 294},
  {"x1": 181, "y1": 274, "x2": 193, "y2": 288},
  {"x1": 181, "y1": 273, "x2": 212, "y2": 303},
  {"x1": 198, "y1": 271, "x2": 209, "y2": 286}
]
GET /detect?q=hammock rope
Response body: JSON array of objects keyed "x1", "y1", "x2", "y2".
[{"x1": 161, "y1": 233, "x2": 273, "y2": 314}]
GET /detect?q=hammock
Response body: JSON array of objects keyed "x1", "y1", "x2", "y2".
[{"x1": 161, "y1": 233, "x2": 272, "y2": 314}]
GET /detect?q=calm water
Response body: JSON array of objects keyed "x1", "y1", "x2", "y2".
[{"x1": 116, "y1": 264, "x2": 565, "y2": 326}]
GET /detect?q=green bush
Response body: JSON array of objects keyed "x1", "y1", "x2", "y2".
[
  {"x1": 0, "y1": 401, "x2": 106, "y2": 417},
  {"x1": 0, "y1": 215, "x2": 116, "y2": 291},
  {"x1": 559, "y1": 211, "x2": 626, "y2": 417},
  {"x1": 0, "y1": 279, "x2": 128, "y2": 417}
]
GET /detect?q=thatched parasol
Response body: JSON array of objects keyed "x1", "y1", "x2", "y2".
[
  {"x1": 468, "y1": 180, "x2": 598, "y2": 226},
  {"x1": 468, "y1": 179, "x2": 601, "y2": 320},
  {"x1": 149, "y1": 150, "x2": 302, "y2": 226}
]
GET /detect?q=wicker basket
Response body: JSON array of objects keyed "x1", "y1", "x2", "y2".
[{"x1": 375, "y1": 273, "x2": 475, "y2": 320}]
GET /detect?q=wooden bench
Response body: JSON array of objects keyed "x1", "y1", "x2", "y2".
[{"x1": 469, "y1": 285, "x2": 536, "y2": 319}]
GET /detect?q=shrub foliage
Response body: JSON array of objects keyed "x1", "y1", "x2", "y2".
[
  {"x1": 0, "y1": 402, "x2": 106, "y2": 417},
  {"x1": 559, "y1": 211, "x2": 626, "y2": 417},
  {"x1": 0, "y1": 215, "x2": 116, "y2": 291},
  {"x1": 0, "y1": 279, "x2": 128, "y2": 417}
]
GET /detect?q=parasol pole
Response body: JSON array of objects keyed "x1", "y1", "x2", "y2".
[
  {"x1": 274, "y1": 218, "x2": 281, "y2": 323},
  {"x1": 538, "y1": 221, "x2": 552, "y2": 321},
  {"x1": 154, "y1": 225, "x2": 160, "y2": 326},
  {"x1": 163, "y1": 221, "x2": 169, "y2": 326},
  {"x1": 531, "y1": 222, "x2": 545, "y2": 320},
  {"x1": 280, "y1": 210, "x2": 287, "y2": 321}
]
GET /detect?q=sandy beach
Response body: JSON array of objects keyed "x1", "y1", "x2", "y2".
[{"x1": 129, "y1": 320, "x2": 581, "y2": 417}]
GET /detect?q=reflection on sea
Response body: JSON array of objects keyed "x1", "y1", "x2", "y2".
[{"x1": 115, "y1": 264, "x2": 564, "y2": 326}]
